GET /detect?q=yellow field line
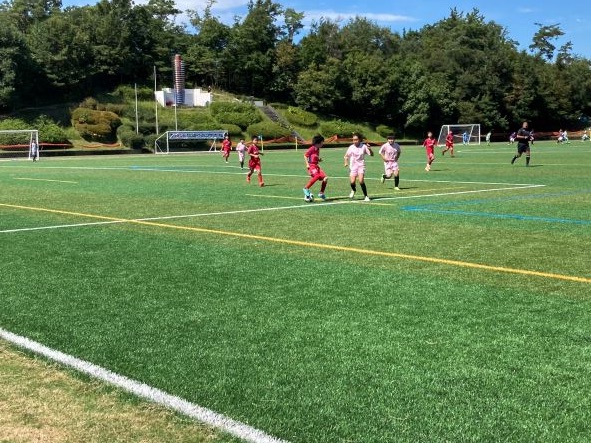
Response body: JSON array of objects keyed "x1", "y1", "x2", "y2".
[{"x1": 2, "y1": 202, "x2": 589, "y2": 284}]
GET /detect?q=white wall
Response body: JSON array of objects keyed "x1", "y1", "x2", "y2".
[{"x1": 154, "y1": 88, "x2": 212, "y2": 107}]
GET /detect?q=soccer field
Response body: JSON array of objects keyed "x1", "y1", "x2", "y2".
[{"x1": 1, "y1": 141, "x2": 590, "y2": 442}]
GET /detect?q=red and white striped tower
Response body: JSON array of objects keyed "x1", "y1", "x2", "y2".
[{"x1": 173, "y1": 54, "x2": 185, "y2": 106}]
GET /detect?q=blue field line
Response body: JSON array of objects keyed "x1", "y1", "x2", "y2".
[
  {"x1": 401, "y1": 207, "x2": 591, "y2": 225},
  {"x1": 403, "y1": 190, "x2": 590, "y2": 210},
  {"x1": 401, "y1": 190, "x2": 591, "y2": 225}
]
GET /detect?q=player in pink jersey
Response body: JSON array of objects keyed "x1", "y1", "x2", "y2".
[
  {"x1": 423, "y1": 131, "x2": 436, "y2": 171},
  {"x1": 221, "y1": 134, "x2": 232, "y2": 163},
  {"x1": 302, "y1": 134, "x2": 328, "y2": 201},
  {"x1": 378, "y1": 134, "x2": 401, "y2": 190},
  {"x1": 235, "y1": 138, "x2": 247, "y2": 169},
  {"x1": 442, "y1": 130, "x2": 455, "y2": 157},
  {"x1": 246, "y1": 136, "x2": 264, "y2": 187},
  {"x1": 344, "y1": 132, "x2": 374, "y2": 201}
]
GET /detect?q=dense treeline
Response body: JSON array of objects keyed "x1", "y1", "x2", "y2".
[{"x1": 1, "y1": 0, "x2": 590, "y2": 135}]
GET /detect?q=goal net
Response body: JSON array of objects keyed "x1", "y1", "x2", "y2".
[
  {"x1": 154, "y1": 130, "x2": 228, "y2": 154},
  {"x1": 437, "y1": 124, "x2": 480, "y2": 147},
  {"x1": 0, "y1": 130, "x2": 40, "y2": 160}
]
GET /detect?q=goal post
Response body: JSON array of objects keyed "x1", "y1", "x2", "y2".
[
  {"x1": 437, "y1": 124, "x2": 480, "y2": 147},
  {"x1": 154, "y1": 130, "x2": 228, "y2": 154},
  {"x1": 0, "y1": 129, "x2": 39, "y2": 160}
]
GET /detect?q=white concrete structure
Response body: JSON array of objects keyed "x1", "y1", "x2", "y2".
[{"x1": 155, "y1": 88, "x2": 212, "y2": 107}]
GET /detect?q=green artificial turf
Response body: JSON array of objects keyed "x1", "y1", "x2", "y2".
[{"x1": 1, "y1": 141, "x2": 590, "y2": 442}]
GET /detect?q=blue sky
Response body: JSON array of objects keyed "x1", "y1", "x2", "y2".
[{"x1": 62, "y1": 0, "x2": 591, "y2": 59}]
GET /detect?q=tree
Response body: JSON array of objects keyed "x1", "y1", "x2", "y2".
[
  {"x1": 186, "y1": 1, "x2": 231, "y2": 89},
  {"x1": 529, "y1": 23, "x2": 564, "y2": 61},
  {"x1": 293, "y1": 58, "x2": 344, "y2": 113},
  {"x1": 227, "y1": 0, "x2": 283, "y2": 95}
]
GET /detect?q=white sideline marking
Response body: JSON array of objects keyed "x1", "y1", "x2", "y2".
[
  {"x1": 14, "y1": 177, "x2": 78, "y2": 184},
  {"x1": 0, "y1": 184, "x2": 544, "y2": 234},
  {"x1": 0, "y1": 327, "x2": 289, "y2": 443}
]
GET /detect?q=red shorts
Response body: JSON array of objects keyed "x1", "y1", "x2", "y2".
[
  {"x1": 308, "y1": 165, "x2": 326, "y2": 180},
  {"x1": 249, "y1": 159, "x2": 261, "y2": 170}
]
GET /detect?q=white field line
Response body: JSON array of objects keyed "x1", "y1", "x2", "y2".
[
  {"x1": 0, "y1": 184, "x2": 544, "y2": 234},
  {"x1": 0, "y1": 327, "x2": 289, "y2": 443},
  {"x1": 14, "y1": 177, "x2": 78, "y2": 184},
  {"x1": 0, "y1": 163, "x2": 546, "y2": 186}
]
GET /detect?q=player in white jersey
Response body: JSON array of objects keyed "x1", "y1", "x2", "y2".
[
  {"x1": 235, "y1": 138, "x2": 247, "y2": 169},
  {"x1": 378, "y1": 135, "x2": 401, "y2": 190},
  {"x1": 344, "y1": 132, "x2": 374, "y2": 201}
]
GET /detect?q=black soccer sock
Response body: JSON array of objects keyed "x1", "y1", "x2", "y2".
[
  {"x1": 526, "y1": 156, "x2": 530, "y2": 166},
  {"x1": 394, "y1": 175, "x2": 399, "y2": 187},
  {"x1": 350, "y1": 183, "x2": 357, "y2": 192},
  {"x1": 360, "y1": 182, "x2": 368, "y2": 196}
]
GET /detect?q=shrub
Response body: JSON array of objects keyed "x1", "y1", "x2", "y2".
[
  {"x1": 376, "y1": 124, "x2": 395, "y2": 138},
  {"x1": 35, "y1": 115, "x2": 69, "y2": 144},
  {"x1": 71, "y1": 108, "x2": 121, "y2": 142},
  {"x1": 0, "y1": 118, "x2": 32, "y2": 145},
  {"x1": 117, "y1": 125, "x2": 145, "y2": 149},
  {"x1": 104, "y1": 103, "x2": 127, "y2": 116},
  {"x1": 79, "y1": 97, "x2": 99, "y2": 110},
  {"x1": 113, "y1": 85, "x2": 154, "y2": 101},
  {"x1": 123, "y1": 105, "x2": 156, "y2": 123},
  {"x1": 246, "y1": 122, "x2": 291, "y2": 140},
  {"x1": 210, "y1": 101, "x2": 256, "y2": 116},
  {"x1": 215, "y1": 111, "x2": 262, "y2": 130},
  {"x1": 284, "y1": 106, "x2": 317, "y2": 127},
  {"x1": 319, "y1": 119, "x2": 364, "y2": 138}
]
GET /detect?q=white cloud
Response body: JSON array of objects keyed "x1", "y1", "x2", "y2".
[{"x1": 301, "y1": 10, "x2": 416, "y2": 24}]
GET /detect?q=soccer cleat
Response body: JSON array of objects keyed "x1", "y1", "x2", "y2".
[
  {"x1": 246, "y1": 176, "x2": 251, "y2": 183},
  {"x1": 425, "y1": 165, "x2": 430, "y2": 171},
  {"x1": 442, "y1": 149, "x2": 446, "y2": 156},
  {"x1": 394, "y1": 186, "x2": 400, "y2": 191},
  {"x1": 364, "y1": 196, "x2": 370, "y2": 202},
  {"x1": 318, "y1": 193, "x2": 326, "y2": 200},
  {"x1": 349, "y1": 191, "x2": 355, "y2": 199},
  {"x1": 259, "y1": 182, "x2": 265, "y2": 187},
  {"x1": 511, "y1": 157, "x2": 516, "y2": 164},
  {"x1": 380, "y1": 175, "x2": 385, "y2": 184}
]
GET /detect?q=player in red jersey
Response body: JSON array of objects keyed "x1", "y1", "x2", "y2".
[
  {"x1": 221, "y1": 134, "x2": 232, "y2": 163},
  {"x1": 423, "y1": 131, "x2": 436, "y2": 171},
  {"x1": 246, "y1": 136, "x2": 264, "y2": 186},
  {"x1": 442, "y1": 130, "x2": 455, "y2": 157},
  {"x1": 302, "y1": 134, "x2": 328, "y2": 201}
]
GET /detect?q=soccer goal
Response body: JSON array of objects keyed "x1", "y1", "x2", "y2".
[
  {"x1": 437, "y1": 124, "x2": 480, "y2": 147},
  {"x1": 0, "y1": 129, "x2": 39, "y2": 160},
  {"x1": 154, "y1": 130, "x2": 228, "y2": 154}
]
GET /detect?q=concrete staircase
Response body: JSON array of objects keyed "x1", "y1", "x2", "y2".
[{"x1": 256, "y1": 103, "x2": 305, "y2": 143}]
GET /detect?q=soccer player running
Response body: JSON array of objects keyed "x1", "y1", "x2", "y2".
[
  {"x1": 221, "y1": 134, "x2": 231, "y2": 163},
  {"x1": 344, "y1": 132, "x2": 374, "y2": 201},
  {"x1": 246, "y1": 136, "x2": 265, "y2": 186},
  {"x1": 442, "y1": 130, "x2": 455, "y2": 156},
  {"x1": 510, "y1": 121, "x2": 533, "y2": 166},
  {"x1": 423, "y1": 131, "x2": 436, "y2": 171},
  {"x1": 379, "y1": 134, "x2": 401, "y2": 190},
  {"x1": 235, "y1": 138, "x2": 247, "y2": 169},
  {"x1": 303, "y1": 134, "x2": 328, "y2": 201}
]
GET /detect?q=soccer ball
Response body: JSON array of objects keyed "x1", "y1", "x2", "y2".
[{"x1": 304, "y1": 194, "x2": 314, "y2": 202}]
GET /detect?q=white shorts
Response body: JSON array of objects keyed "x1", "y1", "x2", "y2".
[
  {"x1": 349, "y1": 165, "x2": 366, "y2": 177},
  {"x1": 384, "y1": 161, "x2": 399, "y2": 175}
]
